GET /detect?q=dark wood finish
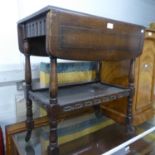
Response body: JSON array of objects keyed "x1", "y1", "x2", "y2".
[
  {"x1": 47, "y1": 21, "x2": 143, "y2": 61},
  {"x1": 49, "y1": 57, "x2": 58, "y2": 103},
  {"x1": 28, "y1": 83, "x2": 130, "y2": 111},
  {"x1": 48, "y1": 57, "x2": 59, "y2": 154},
  {"x1": 5, "y1": 108, "x2": 95, "y2": 155},
  {"x1": 47, "y1": 104, "x2": 60, "y2": 155},
  {"x1": 95, "y1": 61, "x2": 102, "y2": 82},
  {"x1": 17, "y1": 5, "x2": 145, "y2": 155},
  {"x1": 24, "y1": 40, "x2": 34, "y2": 142},
  {"x1": 18, "y1": 6, "x2": 144, "y2": 61},
  {"x1": 126, "y1": 59, "x2": 135, "y2": 135}
]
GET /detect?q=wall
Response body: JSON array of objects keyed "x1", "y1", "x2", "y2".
[
  {"x1": 1, "y1": 0, "x2": 155, "y2": 139},
  {"x1": 1, "y1": 0, "x2": 155, "y2": 70},
  {"x1": 17, "y1": 0, "x2": 155, "y2": 26}
]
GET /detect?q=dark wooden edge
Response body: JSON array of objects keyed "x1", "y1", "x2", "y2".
[
  {"x1": 46, "y1": 9, "x2": 145, "y2": 61},
  {"x1": 5, "y1": 108, "x2": 95, "y2": 155},
  {"x1": 5, "y1": 116, "x2": 48, "y2": 155}
]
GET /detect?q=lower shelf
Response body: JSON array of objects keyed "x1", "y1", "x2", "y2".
[{"x1": 29, "y1": 82, "x2": 130, "y2": 112}]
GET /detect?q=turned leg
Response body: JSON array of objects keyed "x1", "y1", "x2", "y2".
[
  {"x1": 24, "y1": 41, "x2": 34, "y2": 142},
  {"x1": 47, "y1": 57, "x2": 59, "y2": 155},
  {"x1": 47, "y1": 104, "x2": 59, "y2": 155},
  {"x1": 25, "y1": 94, "x2": 34, "y2": 142},
  {"x1": 126, "y1": 89, "x2": 135, "y2": 136},
  {"x1": 126, "y1": 59, "x2": 135, "y2": 136}
]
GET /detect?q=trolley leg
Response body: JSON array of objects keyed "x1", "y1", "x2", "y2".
[
  {"x1": 47, "y1": 104, "x2": 59, "y2": 155},
  {"x1": 24, "y1": 52, "x2": 34, "y2": 142},
  {"x1": 126, "y1": 59, "x2": 135, "y2": 137}
]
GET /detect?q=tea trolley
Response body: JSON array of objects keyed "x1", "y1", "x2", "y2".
[{"x1": 17, "y1": 6, "x2": 144, "y2": 155}]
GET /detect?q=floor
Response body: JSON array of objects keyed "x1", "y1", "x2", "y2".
[{"x1": 13, "y1": 116, "x2": 155, "y2": 155}]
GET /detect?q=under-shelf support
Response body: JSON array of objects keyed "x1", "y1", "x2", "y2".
[
  {"x1": 126, "y1": 59, "x2": 135, "y2": 136},
  {"x1": 24, "y1": 40, "x2": 34, "y2": 142},
  {"x1": 48, "y1": 57, "x2": 59, "y2": 155}
]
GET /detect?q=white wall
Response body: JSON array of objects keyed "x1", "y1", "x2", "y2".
[
  {"x1": 1, "y1": 0, "x2": 155, "y2": 139},
  {"x1": 0, "y1": 0, "x2": 20, "y2": 71},
  {"x1": 1, "y1": 0, "x2": 155, "y2": 71},
  {"x1": 17, "y1": 0, "x2": 155, "y2": 26}
]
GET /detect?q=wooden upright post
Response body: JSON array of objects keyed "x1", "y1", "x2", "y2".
[
  {"x1": 47, "y1": 57, "x2": 59, "y2": 155},
  {"x1": 126, "y1": 59, "x2": 135, "y2": 136},
  {"x1": 24, "y1": 40, "x2": 34, "y2": 142}
]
